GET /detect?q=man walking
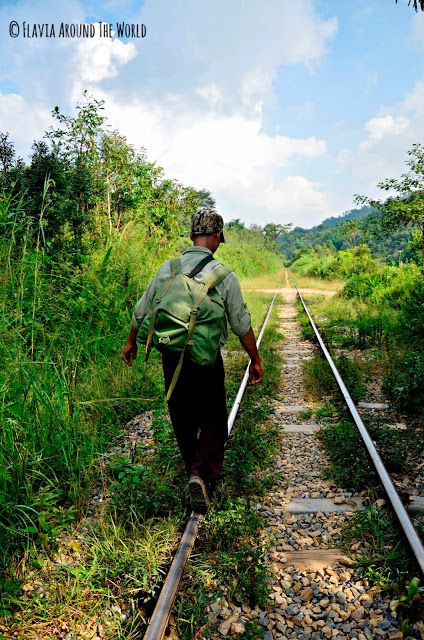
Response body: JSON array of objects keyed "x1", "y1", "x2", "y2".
[{"x1": 122, "y1": 210, "x2": 263, "y2": 513}]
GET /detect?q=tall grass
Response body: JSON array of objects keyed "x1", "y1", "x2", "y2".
[{"x1": 0, "y1": 196, "x2": 179, "y2": 562}]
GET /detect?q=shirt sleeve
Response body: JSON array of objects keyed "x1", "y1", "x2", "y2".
[
  {"x1": 130, "y1": 272, "x2": 160, "y2": 330},
  {"x1": 221, "y1": 272, "x2": 252, "y2": 337}
]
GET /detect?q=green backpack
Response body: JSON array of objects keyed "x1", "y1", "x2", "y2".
[{"x1": 138, "y1": 255, "x2": 231, "y2": 400}]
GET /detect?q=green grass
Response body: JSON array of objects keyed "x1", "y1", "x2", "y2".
[
  {"x1": 303, "y1": 352, "x2": 367, "y2": 402},
  {"x1": 0, "y1": 227, "x2": 173, "y2": 567},
  {"x1": 317, "y1": 420, "x2": 376, "y2": 491},
  {"x1": 0, "y1": 517, "x2": 181, "y2": 637},
  {"x1": 240, "y1": 267, "x2": 285, "y2": 291}
]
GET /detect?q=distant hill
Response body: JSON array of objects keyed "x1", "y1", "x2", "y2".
[
  {"x1": 310, "y1": 206, "x2": 372, "y2": 230},
  {"x1": 279, "y1": 206, "x2": 416, "y2": 264}
]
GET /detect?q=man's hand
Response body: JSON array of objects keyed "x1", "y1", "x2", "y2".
[
  {"x1": 123, "y1": 327, "x2": 139, "y2": 366},
  {"x1": 239, "y1": 328, "x2": 263, "y2": 384},
  {"x1": 249, "y1": 361, "x2": 263, "y2": 384},
  {"x1": 123, "y1": 341, "x2": 138, "y2": 366}
]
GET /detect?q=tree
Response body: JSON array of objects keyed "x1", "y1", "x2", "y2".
[
  {"x1": 99, "y1": 130, "x2": 139, "y2": 232},
  {"x1": 340, "y1": 219, "x2": 364, "y2": 248},
  {"x1": 195, "y1": 189, "x2": 216, "y2": 210},
  {"x1": 0, "y1": 133, "x2": 15, "y2": 173},
  {"x1": 45, "y1": 93, "x2": 107, "y2": 253},
  {"x1": 395, "y1": 0, "x2": 424, "y2": 11},
  {"x1": 227, "y1": 218, "x2": 245, "y2": 231},
  {"x1": 262, "y1": 222, "x2": 292, "y2": 245},
  {"x1": 355, "y1": 143, "x2": 424, "y2": 271}
]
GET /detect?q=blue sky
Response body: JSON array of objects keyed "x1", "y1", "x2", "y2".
[{"x1": 1, "y1": 0, "x2": 423, "y2": 228}]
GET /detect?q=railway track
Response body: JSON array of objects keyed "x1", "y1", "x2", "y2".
[{"x1": 143, "y1": 285, "x2": 423, "y2": 640}]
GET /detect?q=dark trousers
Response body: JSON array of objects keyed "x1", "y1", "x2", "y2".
[{"x1": 162, "y1": 351, "x2": 228, "y2": 488}]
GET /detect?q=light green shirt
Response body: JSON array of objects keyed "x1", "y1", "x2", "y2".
[{"x1": 131, "y1": 246, "x2": 252, "y2": 344}]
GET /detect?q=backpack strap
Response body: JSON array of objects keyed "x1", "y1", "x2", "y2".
[
  {"x1": 165, "y1": 263, "x2": 232, "y2": 401},
  {"x1": 145, "y1": 258, "x2": 182, "y2": 361},
  {"x1": 207, "y1": 263, "x2": 232, "y2": 289},
  {"x1": 187, "y1": 254, "x2": 214, "y2": 278}
]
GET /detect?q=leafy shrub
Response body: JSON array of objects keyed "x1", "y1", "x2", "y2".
[
  {"x1": 218, "y1": 548, "x2": 269, "y2": 607},
  {"x1": 291, "y1": 247, "x2": 336, "y2": 279},
  {"x1": 303, "y1": 355, "x2": 336, "y2": 397},
  {"x1": 383, "y1": 351, "x2": 424, "y2": 414},
  {"x1": 206, "y1": 498, "x2": 263, "y2": 551},
  {"x1": 343, "y1": 270, "x2": 397, "y2": 300},
  {"x1": 336, "y1": 354, "x2": 366, "y2": 399},
  {"x1": 319, "y1": 417, "x2": 412, "y2": 491},
  {"x1": 109, "y1": 458, "x2": 182, "y2": 520},
  {"x1": 315, "y1": 402, "x2": 338, "y2": 421},
  {"x1": 291, "y1": 245, "x2": 378, "y2": 280},
  {"x1": 219, "y1": 228, "x2": 283, "y2": 277}
]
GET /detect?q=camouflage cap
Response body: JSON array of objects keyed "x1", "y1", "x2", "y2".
[{"x1": 191, "y1": 209, "x2": 225, "y2": 242}]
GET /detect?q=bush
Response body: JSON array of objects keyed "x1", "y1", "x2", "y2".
[
  {"x1": 219, "y1": 229, "x2": 282, "y2": 277},
  {"x1": 343, "y1": 504, "x2": 411, "y2": 588},
  {"x1": 109, "y1": 458, "x2": 183, "y2": 520},
  {"x1": 291, "y1": 247, "x2": 336, "y2": 279},
  {"x1": 291, "y1": 245, "x2": 378, "y2": 280},
  {"x1": 383, "y1": 351, "x2": 424, "y2": 414}
]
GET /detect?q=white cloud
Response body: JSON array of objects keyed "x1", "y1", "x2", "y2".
[
  {"x1": 0, "y1": 93, "x2": 52, "y2": 155},
  {"x1": 338, "y1": 78, "x2": 424, "y2": 194},
  {"x1": 288, "y1": 100, "x2": 316, "y2": 119},
  {"x1": 0, "y1": 0, "x2": 84, "y2": 105},
  {"x1": 0, "y1": 0, "x2": 338, "y2": 227},
  {"x1": 64, "y1": 0, "x2": 337, "y2": 227},
  {"x1": 330, "y1": 5, "x2": 424, "y2": 208},
  {"x1": 122, "y1": 0, "x2": 337, "y2": 115},
  {"x1": 72, "y1": 37, "x2": 137, "y2": 85},
  {"x1": 95, "y1": 90, "x2": 329, "y2": 226},
  {"x1": 196, "y1": 84, "x2": 224, "y2": 109},
  {"x1": 261, "y1": 176, "x2": 336, "y2": 227},
  {"x1": 363, "y1": 115, "x2": 409, "y2": 142}
]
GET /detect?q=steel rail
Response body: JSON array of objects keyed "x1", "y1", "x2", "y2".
[
  {"x1": 227, "y1": 292, "x2": 276, "y2": 435},
  {"x1": 143, "y1": 292, "x2": 277, "y2": 640},
  {"x1": 296, "y1": 286, "x2": 424, "y2": 574}
]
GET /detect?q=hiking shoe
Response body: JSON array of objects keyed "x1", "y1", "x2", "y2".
[{"x1": 188, "y1": 475, "x2": 210, "y2": 514}]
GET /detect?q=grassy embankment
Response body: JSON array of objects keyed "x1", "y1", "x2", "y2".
[
  {"x1": 288, "y1": 250, "x2": 423, "y2": 590},
  {"x1": 0, "y1": 225, "x2": 285, "y2": 639}
]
